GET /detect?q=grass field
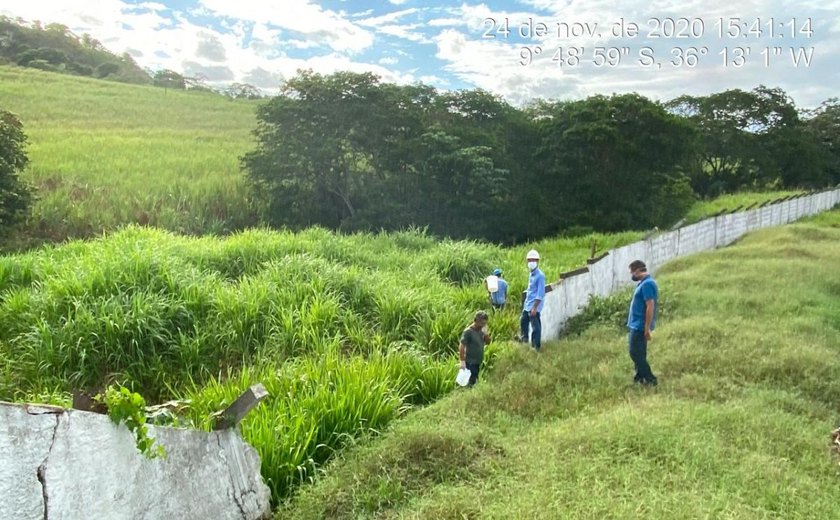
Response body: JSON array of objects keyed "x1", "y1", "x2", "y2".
[
  {"x1": 276, "y1": 210, "x2": 840, "y2": 519},
  {"x1": 3, "y1": 65, "x2": 833, "y2": 513},
  {"x1": 683, "y1": 190, "x2": 805, "y2": 224},
  {"x1": 0, "y1": 65, "x2": 259, "y2": 246},
  {"x1": 0, "y1": 222, "x2": 643, "y2": 502},
  {"x1": 0, "y1": 65, "x2": 806, "y2": 251}
]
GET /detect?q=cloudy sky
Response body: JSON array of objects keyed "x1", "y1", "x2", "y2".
[{"x1": 2, "y1": 0, "x2": 838, "y2": 107}]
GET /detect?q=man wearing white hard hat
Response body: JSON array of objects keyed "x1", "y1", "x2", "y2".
[{"x1": 519, "y1": 249, "x2": 545, "y2": 351}]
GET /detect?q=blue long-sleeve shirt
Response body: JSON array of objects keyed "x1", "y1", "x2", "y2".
[{"x1": 523, "y1": 268, "x2": 545, "y2": 313}]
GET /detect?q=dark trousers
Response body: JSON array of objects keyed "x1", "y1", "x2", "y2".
[
  {"x1": 466, "y1": 363, "x2": 481, "y2": 386},
  {"x1": 520, "y1": 311, "x2": 541, "y2": 350},
  {"x1": 628, "y1": 329, "x2": 657, "y2": 384}
]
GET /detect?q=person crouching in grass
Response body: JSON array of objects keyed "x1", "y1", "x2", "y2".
[{"x1": 460, "y1": 310, "x2": 491, "y2": 387}]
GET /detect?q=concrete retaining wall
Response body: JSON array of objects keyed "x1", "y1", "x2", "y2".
[
  {"x1": 0, "y1": 402, "x2": 271, "y2": 520},
  {"x1": 538, "y1": 188, "x2": 840, "y2": 340}
]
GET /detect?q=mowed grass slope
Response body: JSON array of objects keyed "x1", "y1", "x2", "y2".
[
  {"x1": 684, "y1": 190, "x2": 805, "y2": 223},
  {"x1": 0, "y1": 66, "x2": 259, "y2": 244},
  {"x1": 278, "y1": 210, "x2": 840, "y2": 519}
]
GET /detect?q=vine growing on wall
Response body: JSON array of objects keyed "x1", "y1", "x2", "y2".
[{"x1": 97, "y1": 385, "x2": 166, "y2": 459}]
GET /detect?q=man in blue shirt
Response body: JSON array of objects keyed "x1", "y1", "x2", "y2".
[
  {"x1": 486, "y1": 268, "x2": 508, "y2": 310},
  {"x1": 627, "y1": 260, "x2": 658, "y2": 386},
  {"x1": 520, "y1": 249, "x2": 545, "y2": 351}
]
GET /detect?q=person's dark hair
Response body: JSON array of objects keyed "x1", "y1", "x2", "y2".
[
  {"x1": 474, "y1": 310, "x2": 489, "y2": 321},
  {"x1": 629, "y1": 260, "x2": 647, "y2": 272}
]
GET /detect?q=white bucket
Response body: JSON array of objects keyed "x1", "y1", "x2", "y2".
[
  {"x1": 456, "y1": 368, "x2": 471, "y2": 387},
  {"x1": 486, "y1": 275, "x2": 499, "y2": 293}
]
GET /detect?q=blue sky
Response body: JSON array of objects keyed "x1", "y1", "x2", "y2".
[{"x1": 2, "y1": 0, "x2": 838, "y2": 107}]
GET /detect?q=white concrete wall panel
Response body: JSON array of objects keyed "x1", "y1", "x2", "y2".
[
  {"x1": 536, "y1": 189, "x2": 840, "y2": 341},
  {"x1": 0, "y1": 403, "x2": 271, "y2": 520}
]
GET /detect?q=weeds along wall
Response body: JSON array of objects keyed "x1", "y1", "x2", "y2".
[{"x1": 539, "y1": 188, "x2": 840, "y2": 340}]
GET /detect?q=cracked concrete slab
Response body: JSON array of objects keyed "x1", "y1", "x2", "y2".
[
  {"x1": 0, "y1": 402, "x2": 271, "y2": 520},
  {"x1": 0, "y1": 405, "x2": 58, "y2": 520}
]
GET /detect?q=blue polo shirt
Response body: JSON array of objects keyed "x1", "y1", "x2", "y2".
[
  {"x1": 523, "y1": 268, "x2": 545, "y2": 313},
  {"x1": 627, "y1": 275, "x2": 658, "y2": 331}
]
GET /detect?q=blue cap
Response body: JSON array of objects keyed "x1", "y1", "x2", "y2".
[{"x1": 492, "y1": 268, "x2": 502, "y2": 276}]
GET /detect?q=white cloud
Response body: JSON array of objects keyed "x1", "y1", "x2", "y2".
[
  {"x1": 378, "y1": 24, "x2": 432, "y2": 43},
  {"x1": 138, "y1": 2, "x2": 167, "y2": 10},
  {"x1": 290, "y1": 53, "x2": 416, "y2": 84},
  {"x1": 428, "y1": 18, "x2": 463, "y2": 27},
  {"x1": 197, "y1": 0, "x2": 373, "y2": 53},
  {"x1": 388, "y1": 0, "x2": 411, "y2": 4},
  {"x1": 357, "y1": 8, "x2": 419, "y2": 27},
  {"x1": 420, "y1": 74, "x2": 448, "y2": 85},
  {"x1": 350, "y1": 9, "x2": 375, "y2": 18},
  {"x1": 433, "y1": 28, "x2": 565, "y2": 104},
  {"x1": 196, "y1": 32, "x2": 227, "y2": 62},
  {"x1": 0, "y1": 0, "x2": 836, "y2": 107},
  {"x1": 242, "y1": 66, "x2": 284, "y2": 89},
  {"x1": 282, "y1": 39, "x2": 323, "y2": 50}
]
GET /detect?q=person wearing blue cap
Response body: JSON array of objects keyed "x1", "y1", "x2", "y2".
[{"x1": 485, "y1": 268, "x2": 508, "y2": 310}]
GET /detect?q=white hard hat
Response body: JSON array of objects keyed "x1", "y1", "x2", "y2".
[{"x1": 526, "y1": 249, "x2": 540, "y2": 260}]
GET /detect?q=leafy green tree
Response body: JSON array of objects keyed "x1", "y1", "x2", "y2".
[
  {"x1": 225, "y1": 82, "x2": 263, "y2": 100},
  {"x1": 803, "y1": 98, "x2": 840, "y2": 186},
  {"x1": 16, "y1": 47, "x2": 68, "y2": 66},
  {"x1": 431, "y1": 89, "x2": 531, "y2": 242},
  {"x1": 243, "y1": 71, "x2": 517, "y2": 241},
  {"x1": 67, "y1": 61, "x2": 93, "y2": 76},
  {"x1": 411, "y1": 131, "x2": 507, "y2": 238},
  {"x1": 666, "y1": 86, "x2": 809, "y2": 195},
  {"x1": 244, "y1": 71, "x2": 391, "y2": 229},
  {"x1": 153, "y1": 69, "x2": 186, "y2": 89},
  {"x1": 0, "y1": 110, "x2": 34, "y2": 233},
  {"x1": 95, "y1": 62, "x2": 120, "y2": 78},
  {"x1": 536, "y1": 94, "x2": 696, "y2": 231},
  {"x1": 0, "y1": 16, "x2": 151, "y2": 84}
]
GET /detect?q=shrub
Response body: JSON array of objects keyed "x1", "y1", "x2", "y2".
[{"x1": 0, "y1": 110, "x2": 34, "y2": 235}]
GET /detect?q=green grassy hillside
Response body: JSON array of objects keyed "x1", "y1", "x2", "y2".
[
  {"x1": 1, "y1": 65, "x2": 804, "y2": 250},
  {"x1": 0, "y1": 222, "x2": 641, "y2": 502},
  {"x1": 0, "y1": 65, "x2": 258, "y2": 245},
  {"x1": 277, "y1": 210, "x2": 840, "y2": 519},
  {"x1": 684, "y1": 190, "x2": 805, "y2": 223}
]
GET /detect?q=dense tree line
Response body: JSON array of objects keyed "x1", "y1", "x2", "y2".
[
  {"x1": 0, "y1": 16, "x2": 150, "y2": 84},
  {"x1": 667, "y1": 87, "x2": 839, "y2": 196},
  {"x1": 0, "y1": 17, "x2": 266, "y2": 99},
  {"x1": 243, "y1": 71, "x2": 839, "y2": 243}
]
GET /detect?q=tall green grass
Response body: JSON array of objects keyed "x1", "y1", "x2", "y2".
[
  {"x1": 0, "y1": 66, "x2": 260, "y2": 246},
  {"x1": 0, "y1": 222, "x2": 642, "y2": 503},
  {"x1": 277, "y1": 210, "x2": 840, "y2": 519},
  {"x1": 0, "y1": 224, "x2": 638, "y2": 402},
  {"x1": 181, "y1": 350, "x2": 455, "y2": 501}
]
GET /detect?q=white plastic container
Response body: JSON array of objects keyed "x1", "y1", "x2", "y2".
[
  {"x1": 456, "y1": 368, "x2": 471, "y2": 387},
  {"x1": 486, "y1": 275, "x2": 499, "y2": 293}
]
